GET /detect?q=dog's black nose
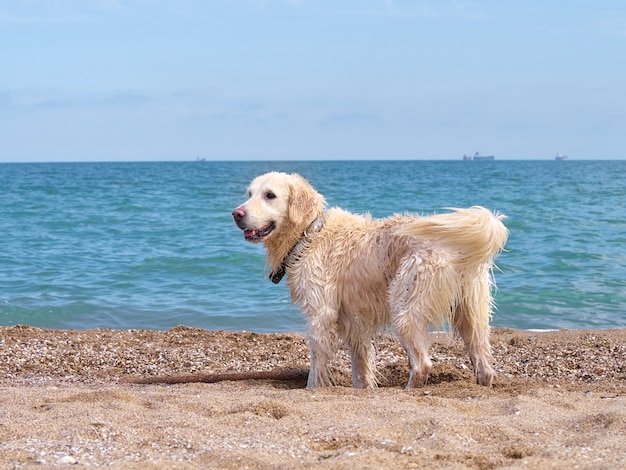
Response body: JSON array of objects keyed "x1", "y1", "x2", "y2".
[{"x1": 232, "y1": 208, "x2": 245, "y2": 222}]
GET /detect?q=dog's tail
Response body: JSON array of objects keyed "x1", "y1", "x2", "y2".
[{"x1": 396, "y1": 206, "x2": 508, "y2": 266}]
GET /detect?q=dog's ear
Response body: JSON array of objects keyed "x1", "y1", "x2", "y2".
[{"x1": 288, "y1": 175, "x2": 324, "y2": 226}]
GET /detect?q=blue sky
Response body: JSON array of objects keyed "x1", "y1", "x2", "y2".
[{"x1": 1, "y1": 1, "x2": 625, "y2": 161}]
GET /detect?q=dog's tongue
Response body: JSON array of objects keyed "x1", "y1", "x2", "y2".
[{"x1": 244, "y1": 229, "x2": 255, "y2": 239}]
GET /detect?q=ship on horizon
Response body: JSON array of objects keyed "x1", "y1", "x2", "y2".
[{"x1": 463, "y1": 152, "x2": 495, "y2": 161}]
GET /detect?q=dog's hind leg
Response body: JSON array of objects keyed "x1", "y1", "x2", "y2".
[
  {"x1": 392, "y1": 315, "x2": 432, "y2": 388},
  {"x1": 389, "y1": 257, "x2": 438, "y2": 388},
  {"x1": 455, "y1": 310, "x2": 495, "y2": 386},
  {"x1": 454, "y1": 274, "x2": 496, "y2": 386},
  {"x1": 390, "y1": 252, "x2": 465, "y2": 388}
]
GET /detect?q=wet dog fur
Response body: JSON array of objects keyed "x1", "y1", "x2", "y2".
[{"x1": 233, "y1": 172, "x2": 508, "y2": 389}]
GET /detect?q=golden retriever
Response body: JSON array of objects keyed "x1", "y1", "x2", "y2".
[{"x1": 233, "y1": 172, "x2": 508, "y2": 389}]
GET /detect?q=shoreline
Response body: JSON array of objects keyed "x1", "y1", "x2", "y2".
[{"x1": 1, "y1": 326, "x2": 624, "y2": 468}]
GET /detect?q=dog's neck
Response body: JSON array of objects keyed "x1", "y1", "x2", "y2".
[{"x1": 268, "y1": 214, "x2": 325, "y2": 284}]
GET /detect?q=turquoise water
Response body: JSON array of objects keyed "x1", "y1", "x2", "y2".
[{"x1": 1, "y1": 160, "x2": 624, "y2": 332}]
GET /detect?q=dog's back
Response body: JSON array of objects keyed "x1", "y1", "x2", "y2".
[{"x1": 287, "y1": 206, "x2": 507, "y2": 388}]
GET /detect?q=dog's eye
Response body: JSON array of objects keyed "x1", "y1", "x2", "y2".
[{"x1": 265, "y1": 191, "x2": 276, "y2": 200}]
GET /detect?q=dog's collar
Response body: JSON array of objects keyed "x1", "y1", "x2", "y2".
[{"x1": 269, "y1": 215, "x2": 325, "y2": 284}]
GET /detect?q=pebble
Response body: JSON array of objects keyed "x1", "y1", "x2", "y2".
[{"x1": 58, "y1": 455, "x2": 77, "y2": 465}]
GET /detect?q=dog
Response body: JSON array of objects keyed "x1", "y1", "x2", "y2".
[{"x1": 232, "y1": 172, "x2": 508, "y2": 389}]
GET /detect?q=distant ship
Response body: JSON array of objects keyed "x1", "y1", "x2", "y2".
[
  {"x1": 555, "y1": 153, "x2": 568, "y2": 161},
  {"x1": 463, "y1": 152, "x2": 495, "y2": 161}
]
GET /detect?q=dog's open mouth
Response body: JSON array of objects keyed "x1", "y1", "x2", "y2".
[{"x1": 244, "y1": 222, "x2": 275, "y2": 242}]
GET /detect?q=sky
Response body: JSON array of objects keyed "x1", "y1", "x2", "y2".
[{"x1": 1, "y1": 0, "x2": 625, "y2": 162}]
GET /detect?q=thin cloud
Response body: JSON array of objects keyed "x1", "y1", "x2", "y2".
[
  {"x1": 0, "y1": 0, "x2": 177, "y2": 23},
  {"x1": 0, "y1": 91, "x2": 12, "y2": 109},
  {"x1": 33, "y1": 97, "x2": 74, "y2": 109},
  {"x1": 324, "y1": 1, "x2": 489, "y2": 20},
  {"x1": 89, "y1": 90, "x2": 155, "y2": 108},
  {"x1": 319, "y1": 111, "x2": 382, "y2": 127},
  {"x1": 15, "y1": 89, "x2": 157, "y2": 111}
]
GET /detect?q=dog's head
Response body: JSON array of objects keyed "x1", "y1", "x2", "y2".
[{"x1": 232, "y1": 172, "x2": 325, "y2": 244}]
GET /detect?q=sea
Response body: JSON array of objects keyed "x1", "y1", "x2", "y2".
[{"x1": 1, "y1": 160, "x2": 625, "y2": 333}]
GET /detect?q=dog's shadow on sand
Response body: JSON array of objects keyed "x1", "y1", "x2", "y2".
[
  {"x1": 377, "y1": 362, "x2": 472, "y2": 388},
  {"x1": 266, "y1": 362, "x2": 472, "y2": 389}
]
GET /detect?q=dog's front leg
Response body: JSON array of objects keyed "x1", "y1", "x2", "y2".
[
  {"x1": 305, "y1": 315, "x2": 338, "y2": 388},
  {"x1": 348, "y1": 337, "x2": 377, "y2": 389}
]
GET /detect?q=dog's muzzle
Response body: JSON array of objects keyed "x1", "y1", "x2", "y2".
[{"x1": 232, "y1": 208, "x2": 276, "y2": 242}]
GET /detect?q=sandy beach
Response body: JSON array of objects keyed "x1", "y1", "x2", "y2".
[{"x1": 0, "y1": 325, "x2": 624, "y2": 469}]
